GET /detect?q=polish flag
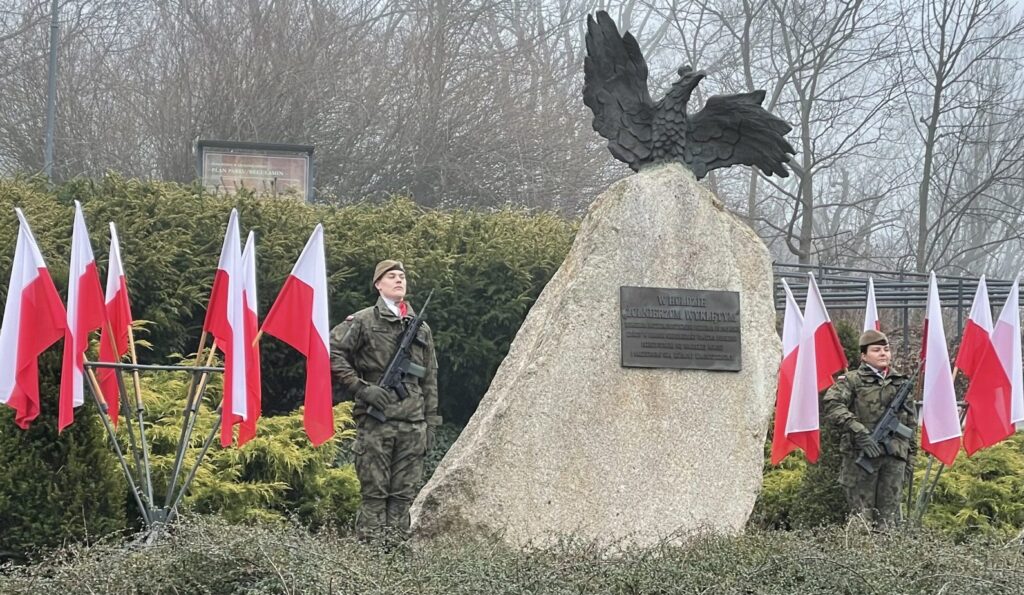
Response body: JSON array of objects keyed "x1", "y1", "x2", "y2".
[
  {"x1": 205, "y1": 210, "x2": 249, "y2": 447},
  {"x1": 233, "y1": 232, "x2": 261, "y2": 446},
  {"x1": 97, "y1": 222, "x2": 133, "y2": 425},
  {"x1": 58, "y1": 202, "x2": 107, "y2": 431},
  {"x1": 260, "y1": 224, "x2": 333, "y2": 446},
  {"x1": 991, "y1": 278, "x2": 1023, "y2": 428},
  {"x1": 0, "y1": 209, "x2": 67, "y2": 428},
  {"x1": 784, "y1": 273, "x2": 848, "y2": 463},
  {"x1": 771, "y1": 279, "x2": 804, "y2": 464},
  {"x1": 863, "y1": 277, "x2": 880, "y2": 331},
  {"x1": 920, "y1": 272, "x2": 961, "y2": 465},
  {"x1": 955, "y1": 275, "x2": 1013, "y2": 454},
  {"x1": 203, "y1": 210, "x2": 239, "y2": 336}
]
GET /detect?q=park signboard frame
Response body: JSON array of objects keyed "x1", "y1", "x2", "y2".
[{"x1": 196, "y1": 139, "x2": 315, "y2": 201}]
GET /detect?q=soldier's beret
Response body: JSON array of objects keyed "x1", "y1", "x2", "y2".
[
  {"x1": 372, "y1": 259, "x2": 405, "y2": 289},
  {"x1": 859, "y1": 329, "x2": 888, "y2": 347}
]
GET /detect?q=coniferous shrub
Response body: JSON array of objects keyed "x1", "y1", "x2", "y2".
[
  {"x1": 0, "y1": 353, "x2": 127, "y2": 563},
  {"x1": 0, "y1": 175, "x2": 572, "y2": 556},
  {"x1": 134, "y1": 364, "x2": 360, "y2": 528},
  {"x1": 0, "y1": 175, "x2": 575, "y2": 425},
  {"x1": 920, "y1": 434, "x2": 1024, "y2": 541}
]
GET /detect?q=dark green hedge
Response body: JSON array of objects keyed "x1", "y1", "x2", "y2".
[
  {"x1": 0, "y1": 175, "x2": 575, "y2": 424},
  {"x1": 0, "y1": 175, "x2": 574, "y2": 558},
  {"x1": 0, "y1": 352, "x2": 127, "y2": 561}
]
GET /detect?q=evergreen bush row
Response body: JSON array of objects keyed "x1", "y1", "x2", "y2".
[
  {"x1": 0, "y1": 175, "x2": 575, "y2": 557},
  {"x1": 0, "y1": 175, "x2": 576, "y2": 424}
]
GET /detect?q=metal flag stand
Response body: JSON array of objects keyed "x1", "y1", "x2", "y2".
[
  {"x1": 908, "y1": 402, "x2": 969, "y2": 525},
  {"x1": 905, "y1": 361, "x2": 967, "y2": 526},
  {"x1": 82, "y1": 330, "x2": 225, "y2": 531}
]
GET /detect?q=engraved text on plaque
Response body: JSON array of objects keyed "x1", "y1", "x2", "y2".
[{"x1": 620, "y1": 286, "x2": 741, "y2": 371}]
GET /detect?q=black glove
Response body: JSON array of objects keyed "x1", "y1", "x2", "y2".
[
  {"x1": 357, "y1": 385, "x2": 391, "y2": 412},
  {"x1": 854, "y1": 430, "x2": 882, "y2": 458}
]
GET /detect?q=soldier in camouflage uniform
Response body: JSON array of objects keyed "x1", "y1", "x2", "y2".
[
  {"x1": 822, "y1": 329, "x2": 917, "y2": 528},
  {"x1": 330, "y1": 260, "x2": 441, "y2": 538}
]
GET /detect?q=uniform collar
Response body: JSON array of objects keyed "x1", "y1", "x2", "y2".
[
  {"x1": 858, "y1": 362, "x2": 901, "y2": 379},
  {"x1": 866, "y1": 363, "x2": 888, "y2": 378},
  {"x1": 381, "y1": 296, "x2": 401, "y2": 317},
  {"x1": 375, "y1": 296, "x2": 415, "y2": 320},
  {"x1": 376, "y1": 296, "x2": 400, "y2": 320}
]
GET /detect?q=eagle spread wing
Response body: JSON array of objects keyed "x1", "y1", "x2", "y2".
[
  {"x1": 683, "y1": 91, "x2": 796, "y2": 180},
  {"x1": 582, "y1": 11, "x2": 654, "y2": 166},
  {"x1": 583, "y1": 10, "x2": 796, "y2": 179}
]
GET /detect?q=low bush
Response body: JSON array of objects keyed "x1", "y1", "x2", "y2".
[
  {"x1": 1, "y1": 515, "x2": 1022, "y2": 593},
  {"x1": 0, "y1": 352, "x2": 127, "y2": 563},
  {"x1": 133, "y1": 365, "x2": 360, "y2": 529},
  {"x1": 921, "y1": 435, "x2": 1024, "y2": 541}
]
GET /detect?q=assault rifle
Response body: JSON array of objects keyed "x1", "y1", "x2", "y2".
[
  {"x1": 855, "y1": 361, "x2": 924, "y2": 473},
  {"x1": 366, "y1": 290, "x2": 434, "y2": 423}
]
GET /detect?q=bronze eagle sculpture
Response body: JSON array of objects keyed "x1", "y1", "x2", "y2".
[{"x1": 583, "y1": 11, "x2": 796, "y2": 179}]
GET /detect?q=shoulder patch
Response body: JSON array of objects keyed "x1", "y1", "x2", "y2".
[{"x1": 345, "y1": 315, "x2": 354, "y2": 321}]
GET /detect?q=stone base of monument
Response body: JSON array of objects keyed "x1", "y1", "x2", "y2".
[{"x1": 410, "y1": 163, "x2": 781, "y2": 549}]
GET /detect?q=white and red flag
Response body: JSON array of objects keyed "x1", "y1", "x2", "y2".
[
  {"x1": 863, "y1": 277, "x2": 880, "y2": 331},
  {"x1": 920, "y1": 272, "x2": 961, "y2": 465},
  {"x1": 784, "y1": 273, "x2": 848, "y2": 463},
  {"x1": 0, "y1": 209, "x2": 67, "y2": 428},
  {"x1": 955, "y1": 275, "x2": 1013, "y2": 455},
  {"x1": 232, "y1": 231, "x2": 261, "y2": 446},
  {"x1": 204, "y1": 210, "x2": 250, "y2": 447},
  {"x1": 203, "y1": 210, "x2": 238, "y2": 336},
  {"x1": 991, "y1": 278, "x2": 1024, "y2": 429},
  {"x1": 58, "y1": 202, "x2": 107, "y2": 431},
  {"x1": 260, "y1": 224, "x2": 334, "y2": 446},
  {"x1": 771, "y1": 279, "x2": 804, "y2": 465},
  {"x1": 97, "y1": 222, "x2": 133, "y2": 425}
]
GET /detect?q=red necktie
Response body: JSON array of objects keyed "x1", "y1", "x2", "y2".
[{"x1": 399, "y1": 301, "x2": 408, "y2": 317}]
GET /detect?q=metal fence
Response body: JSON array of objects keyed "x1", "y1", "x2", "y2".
[{"x1": 773, "y1": 263, "x2": 1018, "y2": 348}]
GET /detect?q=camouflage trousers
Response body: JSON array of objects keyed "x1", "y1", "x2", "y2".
[
  {"x1": 839, "y1": 454, "x2": 907, "y2": 528},
  {"x1": 352, "y1": 417, "x2": 427, "y2": 538}
]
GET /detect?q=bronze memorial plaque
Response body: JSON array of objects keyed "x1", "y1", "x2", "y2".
[{"x1": 620, "y1": 286, "x2": 741, "y2": 371}]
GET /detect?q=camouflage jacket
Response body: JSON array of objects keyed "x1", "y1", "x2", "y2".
[
  {"x1": 329, "y1": 297, "x2": 440, "y2": 425},
  {"x1": 822, "y1": 364, "x2": 918, "y2": 460}
]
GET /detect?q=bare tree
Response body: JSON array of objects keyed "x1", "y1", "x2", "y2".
[
  {"x1": 757, "y1": 0, "x2": 905, "y2": 264},
  {"x1": 3, "y1": 0, "x2": 1024, "y2": 276},
  {"x1": 903, "y1": 0, "x2": 1024, "y2": 273}
]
